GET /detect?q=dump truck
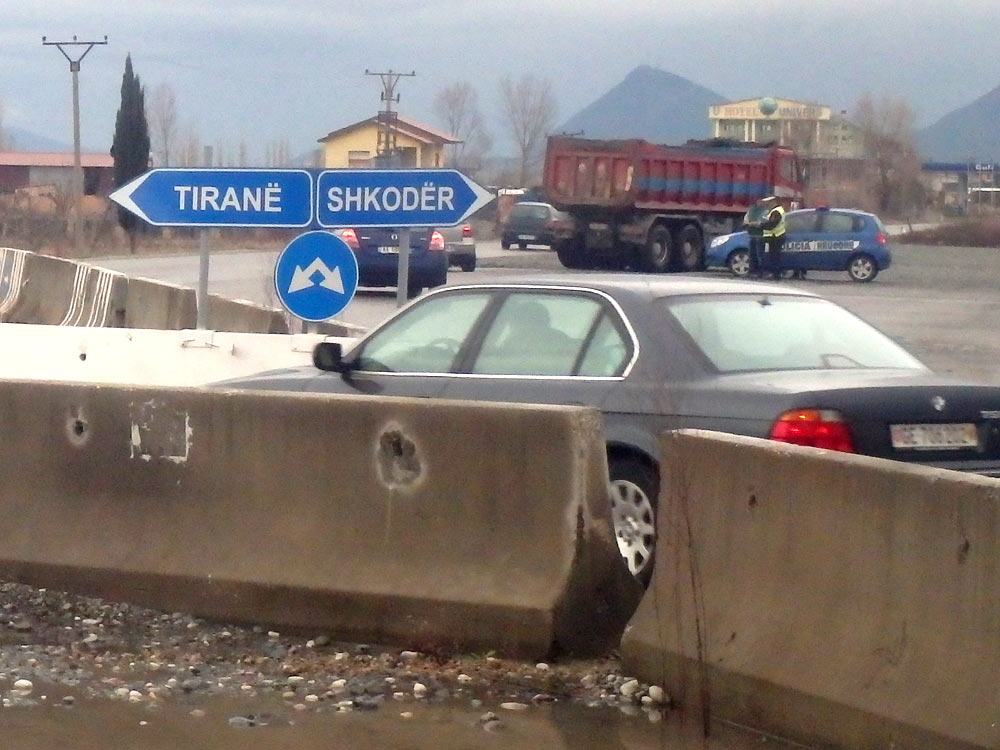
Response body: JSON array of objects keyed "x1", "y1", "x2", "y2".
[{"x1": 542, "y1": 136, "x2": 804, "y2": 272}]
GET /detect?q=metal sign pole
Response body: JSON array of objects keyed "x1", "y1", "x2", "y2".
[
  {"x1": 195, "y1": 146, "x2": 213, "y2": 329},
  {"x1": 396, "y1": 227, "x2": 411, "y2": 307}
]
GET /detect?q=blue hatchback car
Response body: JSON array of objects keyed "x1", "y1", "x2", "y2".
[{"x1": 705, "y1": 207, "x2": 892, "y2": 282}]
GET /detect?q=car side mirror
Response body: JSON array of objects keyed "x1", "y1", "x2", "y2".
[{"x1": 313, "y1": 341, "x2": 349, "y2": 373}]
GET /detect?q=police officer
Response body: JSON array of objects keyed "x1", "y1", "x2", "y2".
[{"x1": 759, "y1": 196, "x2": 787, "y2": 278}]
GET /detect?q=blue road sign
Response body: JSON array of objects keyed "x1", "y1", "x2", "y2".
[
  {"x1": 274, "y1": 231, "x2": 359, "y2": 322},
  {"x1": 109, "y1": 169, "x2": 314, "y2": 228},
  {"x1": 316, "y1": 169, "x2": 493, "y2": 228}
]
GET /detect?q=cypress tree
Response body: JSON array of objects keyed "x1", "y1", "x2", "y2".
[{"x1": 110, "y1": 54, "x2": 150, "y2": 252}]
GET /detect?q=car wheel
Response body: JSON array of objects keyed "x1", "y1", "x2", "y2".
[
  {"x1": 847, "y1": 253, "x2": 878, "y2": 282},
  {"x1": 608, "y1": 456, "x2": 658, "y2": 584},
  {"x1": 673, "y1": 224, "x2": 704, "y2": 272},
  {"x1": 518, "y1": 242, "x2": 528, "y2": 249},
  {"x1": 460, "y1": 258, "x2": 476, "y2": 272},
  {"x1": 641, "y1": 225, "x2": 671, "y2": 273},
  {"x1": 406, "y1": 284, "x2": 423, "y2": 299},
  {"x1": 727, "y1": 248, "x2": 753, "y2": 277},
  {"x1": 501, "y1": 239, "x2": 511, "y2": 250}
]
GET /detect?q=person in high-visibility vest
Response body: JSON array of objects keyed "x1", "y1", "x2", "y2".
[{"x1": 759, "y1": 196, "x2": 787, "y2": 278}]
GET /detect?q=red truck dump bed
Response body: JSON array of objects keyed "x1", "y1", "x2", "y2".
[{"x1": 543, "y1": 136, "x2": 800, "y2": 216}]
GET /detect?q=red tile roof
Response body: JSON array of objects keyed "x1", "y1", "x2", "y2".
[
  {"x1": 318, "y1": 115, "x2": 458, "y2": 145},
  {"x1": 0, "y1": 152, "x2": 114, "y2": 168}
]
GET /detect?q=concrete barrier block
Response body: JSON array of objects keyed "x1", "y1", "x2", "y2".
[
  {"x1": 0, "y1": 247, "x2": 31, "y2": 318},
  {"x1": 0, "y1": 381, "x2": 639, "y2": 658},
  {"x1": 2, "y1": 253, "x2": 127, "y2": 326},
  {"x1": 207, "y1": 294, "x2": 289, "y2": 334},
  {"x1": 123, "y1": 275, "x2": 198, "y2": 330},
  {"x1": 622, "y1": 429, "x2": 1000, "y2": 749}
]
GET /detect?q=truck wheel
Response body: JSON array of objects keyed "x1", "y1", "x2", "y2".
[
  {"x1": 641, "y1": 225, "x2": 671, "y2": 273},
  {"x1": 555, "y1": 237, "x2": 588, "y2": 269},
  {"x1": 674, "y1": 224, "x2": 704, "y2": 272}
]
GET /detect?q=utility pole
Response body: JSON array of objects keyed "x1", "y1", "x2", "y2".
[
  {"x1": 364, "y1": 69, "x2": 415, "y2": 167},
  {"x1": 42, "y1": 35, "x2": 108, "y2": 254}
]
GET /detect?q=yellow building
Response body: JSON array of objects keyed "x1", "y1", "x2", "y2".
[
  {"x1": 317, "y1": 114, "x2": 458, "y2": 169},
  {"x1": 708, "y1": 97, "x2": 865, "y2": 159}
]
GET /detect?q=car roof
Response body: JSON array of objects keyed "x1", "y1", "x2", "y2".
[
  {"x1": 440, "y1": 272, "x2": 821, "y2": 302},
  {"x1": 792, "y1": 207, "x2": 875, "y2": 218}
]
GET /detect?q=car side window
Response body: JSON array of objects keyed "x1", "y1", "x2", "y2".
[
  {"x1": 355, "y1": 292, "x2": 492, "y2": 373},
  {"x1": 577, "y1": 314, "x2": 630, "y2": 376},
  {"x1": 783, "y1": 211, "x2": 816, "y2": 233},
  {"x1": 471, "y1": 292, "x2": 602, "y2": 376},
  {"x1": 818, "y1": 212, "x2": 855, "y2": 233}
]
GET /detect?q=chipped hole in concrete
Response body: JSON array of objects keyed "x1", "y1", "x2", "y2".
[
  {"x1": 748, "y1": 493, "x2": 758, "y2": 509},
  {"x1": 65, "y1": 410, "x2": 90, "y2": 447},
  {"x1": 375, "y1": 426, "x2": 422, "y2": 488},
  {"x1": 79, "y1": 352, "x2": 87, "y2": 362}
]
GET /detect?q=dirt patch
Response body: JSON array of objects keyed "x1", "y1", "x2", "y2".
[{"x1": 897, "y1": 218, "x2": 1000, "y2": 248}]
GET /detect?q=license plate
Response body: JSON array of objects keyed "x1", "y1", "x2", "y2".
[
  {"x1": 518, "y1": 234, "x2": 534, "y2": 240},
  {"x1": 377, "y1": 246, "x2": 399, "y2": 254},
  {"x1": 461, "y1": 237, "x2": 473, "y2": 245},
  {"x1": 890, "y1": 423, "x2": 978, "y2": 450}
]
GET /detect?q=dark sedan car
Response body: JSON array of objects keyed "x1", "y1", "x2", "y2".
[
  {"x1": 216, "y1": 275, "x2": 1000, "y2": 581},
  {"x1": 500, "y1": 202, "x2": 571, "y2": 249},
  {"x1": 335, "y1": 227, "x2": 448, "y2": 298}
]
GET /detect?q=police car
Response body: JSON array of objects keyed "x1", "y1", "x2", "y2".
[{"x1": 706, "y1": 207, "x2": 892, "y2": 282}]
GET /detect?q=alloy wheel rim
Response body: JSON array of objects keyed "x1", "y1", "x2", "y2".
[{"x1": 609, "y1": 479, "x2": 656, "y2": 578}]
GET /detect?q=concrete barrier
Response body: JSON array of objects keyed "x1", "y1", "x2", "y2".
[
  {"x1": 0, "y1": 323, "x2": 356, "y2": 386},
  {"x1": 0, "y1": 247, "x2": 30, "y2": 318},
  {"x1": 1, "y1": 252, "x2": 127, "y2": 326},
  {"x1": 622, "y1": 430, "x2": 1000, "y2": 749},
  {"x1": 121, "y1": 274, "x2": 198, "y2": 330},
  {"x1": 0, "y1": 381, "x2": 639, "y2": 658}
]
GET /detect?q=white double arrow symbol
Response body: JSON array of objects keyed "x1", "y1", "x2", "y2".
[{"x1": 288, "y1": 258, "x2": 344, "y2": 294}]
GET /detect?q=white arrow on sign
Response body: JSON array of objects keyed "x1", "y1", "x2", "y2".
[{"x1": 288, "y1": 258, "x2": 344, "y2": 294}]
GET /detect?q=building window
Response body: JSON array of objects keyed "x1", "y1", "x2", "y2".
[{"x1": 348, "y1": 150, "x2": 372, "y2": 168}]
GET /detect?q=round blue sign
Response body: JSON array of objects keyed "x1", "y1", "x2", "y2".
[{"x1": 274, "y1": 231, "x2": 359, "y2": 322}]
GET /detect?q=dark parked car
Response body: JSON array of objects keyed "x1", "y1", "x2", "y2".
[
  {"x1": 500, "y1": 201, "x2": 571, "y2": 249},
  {"x1": 334, "y1": 227, "x2": 448, "y2": 298},
  {"x1": 216, "y1": 275, "x2": 1000, "y2": 581},
  {"x1": 439, "y1": 223, "x2": 476, "y2": 272},
  {"x1": 706, "y1": 207, "x2": 892, "y2": 282}
]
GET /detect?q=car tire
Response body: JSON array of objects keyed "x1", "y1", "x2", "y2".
[
  {"x1": 460, "y1": 258, "x2": 476, "y2": 272},
  {"x1": 847, "y1": 253, "x2": 878, "y2": 282},
  {"x1": 727, "y1": 248, "x2": 754, "y2": 277},
  {"x1": 641, "y1": 225, "x2": 671, "y2": 273},
  {"x1": 406, "y1": 284, "x2": 423, "y2": 299},
  {"x1": 501, "y1": 239, "x2": 511, "y2": 250},
  {"x1": 608, "y1": 455, "x2": 658, "y2": 585},
  {"x1": 673, "y1": 224, "x2": 704, "y2": 272},
  {"x1": 518, "y1": 242, "x2": 528, "y2": 249}
]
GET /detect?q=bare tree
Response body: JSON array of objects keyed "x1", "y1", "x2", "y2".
[
  {"x1": 433, "y1": 82, "x2": 492, "y2": 178},
  {"x1": 147, "y1": 82, "x2": 179, "y2": 167},
  {"x1": 499, "y1": 75, "x2": 557, "y2": 186},
  {"x1": 175, "y1": 123, "x2": 201, "y2": 167},
  {"x1": 853, "y1": 92, "x2": 923, "y2": 216}
]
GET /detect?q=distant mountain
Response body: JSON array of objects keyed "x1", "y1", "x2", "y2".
[
  {"x1": 558, "y1": 65, "x2": 727, "y2": 144},
  {"x1": 3, "y1": 126, "x2": 71, "y2": 152},
  {"x1": 916, "y1": 83, "x2": 1000, "y2": 162}
]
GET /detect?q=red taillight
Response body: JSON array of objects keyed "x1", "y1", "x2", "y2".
[
  {"x1": 876, "y1": 233, "x2": 887, "y2": 245},
  {"x1": 429, "y1": 230, "x2": 445, "y2": 252},
  {"x1": 769, "y1": 409, "x2": 855, "y2": 453},
  {"x1": 338, "y1": 228, "x2": 360, "y2": 250},
  {"x1": 461, "y1": 225, "x2": 472, "y2": 238}
]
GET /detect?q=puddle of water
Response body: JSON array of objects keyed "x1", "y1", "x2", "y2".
[{"x1": 0, "y1": 687, "x2": 796, "y2": 749}]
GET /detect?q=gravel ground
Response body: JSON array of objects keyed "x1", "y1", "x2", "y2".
[{"x1": 0, "y1": 581, "x2": 670, "y2": 726}]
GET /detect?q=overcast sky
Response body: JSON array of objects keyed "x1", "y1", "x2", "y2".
[{"x1": 2, "y1": 0, "x2": 998, "y2": 160}]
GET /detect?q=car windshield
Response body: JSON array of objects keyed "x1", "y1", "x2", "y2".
[
  {"x1": 662, "y1": 295, "x2": 926, "y2": 373},
  {"x1": 511, "y1": 204, "x2": 549, "y2": 220}
]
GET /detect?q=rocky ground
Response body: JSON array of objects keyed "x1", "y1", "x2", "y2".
[{"x1": 0, "y1": 581, "x2": 670, "y2": 730}]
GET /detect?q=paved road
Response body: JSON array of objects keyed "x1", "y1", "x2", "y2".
[{"x1": 93, "y1": 241, "x2": 1000, "y2": 384}]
